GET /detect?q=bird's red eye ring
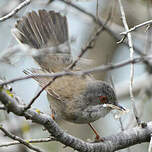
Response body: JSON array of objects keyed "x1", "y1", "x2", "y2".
[{"x1": 99, "y1": 96, "x2": 107, "y2": 104}]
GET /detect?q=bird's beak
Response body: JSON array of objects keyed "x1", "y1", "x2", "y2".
[{"x1": 116, "y1": 104, "x2": 126, "y2": 111}]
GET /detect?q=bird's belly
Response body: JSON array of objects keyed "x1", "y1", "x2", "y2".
[{"x1": 62, "y1": 107, "x2": 111, "y2": 124}]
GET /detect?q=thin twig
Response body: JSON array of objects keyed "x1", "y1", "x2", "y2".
[
  {"x1": 0, "y1": 55, "x2": 152, "y2": 86},
  {"x1": 24, "y1": 77, "x2": 57, "y2": 111},
  {"x1": 96, "y1": 0, "x2": 99, "y2": 19},
  {"x1": 0, "y1": 137, "x2": 55, "y2": 147},
  {"x1": 0, "y1": 125, "x2": 44, "y2": 152},
  {"x1": 118, "y1": 0, "x2": 140, "y2": 125},
  {"x1": 121, "y1": 19, "x2": 152, "y2": 35},
  {"x1": 144, "y1": 0, "x2": 152, "y2": 54},
  {"x1": 58, "y1": 0, "x2": 96, "y2": 21},
  {"x1": 119, "y1": 118, "x2": 124, "y2": 131},
  {"x1": 0, "y1": 0, "x2": 30, "y2": 22},
  {"x1": 68, "y1": 14, "x2": 111, "y2": 69}
]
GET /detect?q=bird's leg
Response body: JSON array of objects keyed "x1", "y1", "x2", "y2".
[
  {"x1": 51, "y1": 113, "x2": 55, "y2": 120},
  {"x1": 51, "y1": 108, "x2": 56, "y2": 120},
  {"x1": 88, "y1": 123, "x2": 104, "y2": 142}
]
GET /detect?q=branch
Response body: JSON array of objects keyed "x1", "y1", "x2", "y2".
[
  {"x1": 121, "y1": 19, "x2": 152, "y2": 35},
  {"x1": 118, "y1": 0, "x2": 140, "y2": 125},
  {"x1": 0, "y1": 0, "x2": 31, "y2": 22},
  {"x1": 0, "y1": 124, "x2": 44, "y2": 152},
  {"x1": 24, "y1": 77, "x2": 57, "y2": 111},
  {"x1": 0, "y1": 137, "x2": 54, "y2": 148},
  {"x1": 0, "y1": 55, "x2": 152, "y2": 86},
  {"x1": 0, "y1": 84, "x2": 152, "y2": 152}
]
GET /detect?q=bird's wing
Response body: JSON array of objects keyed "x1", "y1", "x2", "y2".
[
  {"x1": 23, "y1": 68, "x2": 88, "y2": 101},
  {"x1": 23, "y1": 68, "x2": 60, "y2": 100}
]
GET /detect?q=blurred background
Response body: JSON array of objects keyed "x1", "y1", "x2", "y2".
[{"x1": 0, "y1": 0, "x2": 152, "y2": 151}]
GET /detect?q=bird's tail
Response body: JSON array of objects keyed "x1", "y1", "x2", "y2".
[{"x1": 12, "y1": 10, "x2": 69, "y2": 49}]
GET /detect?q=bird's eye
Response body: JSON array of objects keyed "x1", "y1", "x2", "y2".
[{"x1": 99, "y1": 96, "x2": 107, "y2": 104}]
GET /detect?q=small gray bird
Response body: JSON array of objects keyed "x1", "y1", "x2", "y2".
[{"x1": 12, "y1": 10, "x2": 124, "y2": 141}]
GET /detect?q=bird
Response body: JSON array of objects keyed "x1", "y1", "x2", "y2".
[{"x1": 12, "y1": 9, "x2": 125, "y2": 141}]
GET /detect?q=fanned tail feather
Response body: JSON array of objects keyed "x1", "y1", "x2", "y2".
[{"x1": 12, "y1": 10, "x2": 69, "y2": 49}]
